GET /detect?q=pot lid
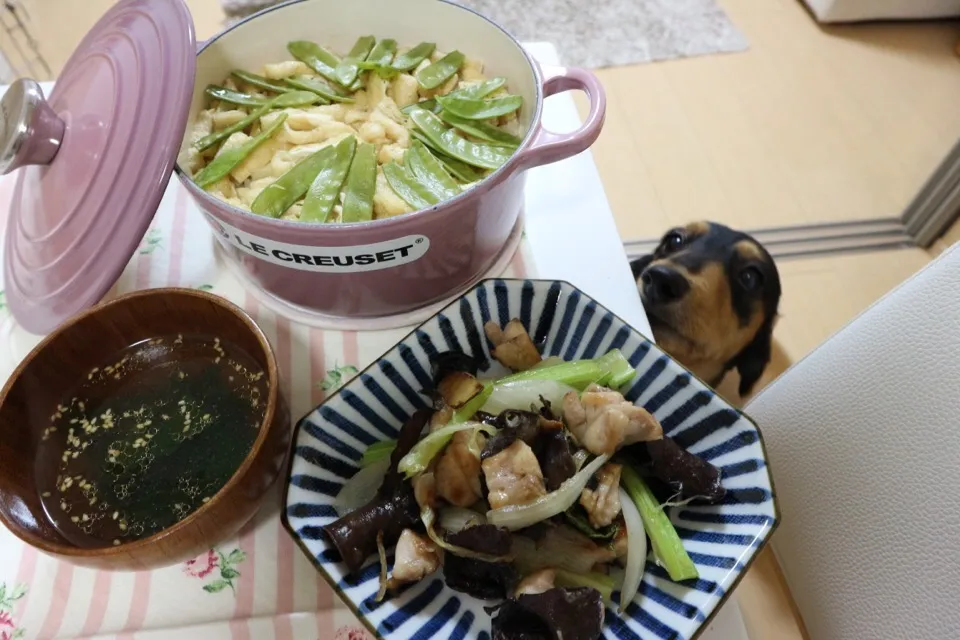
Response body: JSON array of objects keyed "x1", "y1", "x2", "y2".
[{"x1": 1, "y1": 0, "x2": 195, "y2": 335}]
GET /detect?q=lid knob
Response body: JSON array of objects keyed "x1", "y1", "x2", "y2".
[{"x1": 0, "y1": 78, "x2": 65, "y2": 175}]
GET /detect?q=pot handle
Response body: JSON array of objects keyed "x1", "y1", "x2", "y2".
[{"x1": 512, "y1": 65, "x2": 606, "y2": 173}]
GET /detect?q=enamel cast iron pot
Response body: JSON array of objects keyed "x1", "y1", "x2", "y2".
[{"x1": 0, "y1": 0, "x2": 606, "y2": 335}]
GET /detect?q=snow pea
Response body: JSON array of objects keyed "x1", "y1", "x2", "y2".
[
  {"x1": 408, "y1": 107, "x2": 512, "y2": 170},
  {"x1": 193, "y1": 113, "x2": 288, "y2": 189},
  {"x1": 438, "y1": 110, "x2": 522, "y2": 146},
  {"x1": 409, "y1": 125, "x2": 444, "y2": 154},
  {"x1": 230, "y1": 70, "x2": 287, "y2": 93},
  {"x1": 194, "y1": 103, "x2": 273, "y2": 152},
  {"x1": 340, "y1": 142, "x2": 377, "y2": 223},
  {"x1": 408, "y1": 129, "x2": 451, "y2": 160},
  {"x1": 287, "y1": 40, "x2": 344, "y2": 86},
  {"x1": 436, "y1": 94, "x2": 522, "y2": 120},
  {"x1": 390, "y1": 42, "x2": 436, "y2": 71},
  {"x1": 195, "y1": 90, "x2": 320, "y2": 152},
  {"x1": 301, "y1": 136, "x2": 357, "y2": 222},
  {"x1": 409, "y1": 130, "x2": 490, "y2": 183},
  {"x1": 205, "y1": 85, "x2": 321, "y2": 108},
  {"x1": 335, "y1": 35, "x2": 376, "y2": 87},
  {"x1": 204, "y1": 85, "x2": 267, "y2": 107},
  {"x1": 415, "y1": 50, "x2": 465, "y2": 90},
  {"x1": 433, "y1": 152, "x2": 486, "y2": 184},
  {"x1": 401, "y1": 99, "x2": 441, "y2": 115},
  {"x1": 365, "y1": 65, "x2": 401, "y2": 80},
  {"x1": 449, "y1": 76, "x2": 506, "y2": 100},
  {"x1": 366, "y1": 39, "x2": 397, "y2": 66},
  {"x1": 358, "y1": 39, "x2": 399, "y2": 79},
  {"x1": 382, "y1": 162, "x2": 436, "y2": 209},
  {"x1": 250, "y1": 145, "x2": 337, "y2": 218},
  {"x1": 284, "y1": 76, "x2": 352, "y2": 103},
  {"x1": 272, "y1": 91, "x2": 325, "y2": 107},
  {"x1": 406, "y1": 141, "x2": 460, "y2": 200}
]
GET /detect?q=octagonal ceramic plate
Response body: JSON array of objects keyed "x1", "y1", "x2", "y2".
[{"x1": 282, "y1": 278, "x2": 779, "y2": 640}]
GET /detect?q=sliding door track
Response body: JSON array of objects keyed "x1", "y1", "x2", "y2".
[{"x1": 622, "y1": 218, "x2": 915, "y2": 261}]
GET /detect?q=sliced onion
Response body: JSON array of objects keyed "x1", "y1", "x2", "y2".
[
  {"x1": 375, "y1": 530, "x2": 389, "y2": 602},
  {"x1": 512, "y1": 526, "x2": 615, "y2": 575},
  {"x1": 572, "y1": 449, "x2": 589, "y2": 472},
  {"x1": 486, "y1": 454, "x2": 610, "y2": 530},
  {"x1": 422, "y1": 507, "x2": 511, "y2": 562},
  {"x1": 334, "y1": 458, "x2": 390, "y2": 516},
  {"x1": 481, "y1": 379, "x2": 577, "y2": 415},
  {"x1": 438, "y1": 506, "x2": 488, "y2": 534},
  {"x1": 617, "y1": 486, "x2": 647, "y2": 612}
]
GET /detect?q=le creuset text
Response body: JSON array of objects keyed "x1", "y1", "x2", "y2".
[
  {"x1": 237, "y1": 237, "x2": 416, "y2": 267},
  {"x1": 206, "y1": 215, "x2": 430, "y2": 273}
]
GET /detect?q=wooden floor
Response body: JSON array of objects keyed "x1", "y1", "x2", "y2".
[
  {"x1": 17, "y1": 1, "x2": 960, "y2": 638},
  {"x1": 581, "y1": 0, "x2": 960, "y2": 240}
]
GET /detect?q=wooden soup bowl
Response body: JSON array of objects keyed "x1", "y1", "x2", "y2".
[{"x1": 0, "y1": 288, "x2": 291, "y2": 570}]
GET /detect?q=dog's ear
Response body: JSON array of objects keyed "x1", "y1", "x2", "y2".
[
  {"x1": 629, "y1": 254, "x2": 654, "y2": 281},
  {"x1": 730, "y1": 315, "x2": 776, "y2": 398}
]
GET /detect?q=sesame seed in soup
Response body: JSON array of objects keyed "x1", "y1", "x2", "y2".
[{"x1": 35, "y1": 334, "x2": 268, "y2": 548}]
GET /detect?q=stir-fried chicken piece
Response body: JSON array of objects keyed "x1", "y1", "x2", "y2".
[
  {"x1": 438, "y1": 371, "x2": 484, "y2": 409},
  {"x1": 482, "y1": 440, "x2": 547, "y2": 509},
  {"x1": 515, "y1": 568, "x2": 556, "y2": 597},
  {"x1": 562, "y1": 385, "x2": 663, "y2": 455},
  {"x1": 562, "y1": 392, "x2": 587, "y2": 428},
  {"x1": 412, "y1": 471, "x2": 437, "y2": 510},
  {"x1": 579, "y1": 463, "x2": 623, "y2": 528},
  {"x1": 435, "y1": 430, "x2": 485, "y2": 507},
  {"x1": 485, "y1": 319, "x2": 542, "y2": 371},
  {"x1": 390, "y1": 529, "x2": 441, "y2": 585}
]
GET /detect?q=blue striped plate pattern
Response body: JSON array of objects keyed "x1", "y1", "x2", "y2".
[{"x1": 283, "y1": 278, "x2": 779, "y2": 640}]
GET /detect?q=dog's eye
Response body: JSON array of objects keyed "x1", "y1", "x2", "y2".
[
  {"x1": 739, "y1": 267, "x2": 763, "y2": 291},
  {"x1": 662, "y1": 231, "x2": 685, "y2": 252}
]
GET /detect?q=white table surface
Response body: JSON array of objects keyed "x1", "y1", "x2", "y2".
[
  {"x1": 520, "y1": 44, "x2": 653, "y2": 340},
  {"x1": 0, "y1": 43, "x2": 749, "y2": 639}
]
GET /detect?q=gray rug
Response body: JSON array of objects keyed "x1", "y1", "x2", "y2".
[
  {"x1": 220, "y1": 0, "x2": 749, "y2": 69},
  {"x1": 452, "y1": 0, "x2": 749, "y2": 68}
]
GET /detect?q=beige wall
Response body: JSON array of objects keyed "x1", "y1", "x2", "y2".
[{"x1": 12, "y1": 0, "x2": 224, "y2": 77}]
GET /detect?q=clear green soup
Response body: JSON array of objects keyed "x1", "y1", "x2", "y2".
[{"x1": 36, "y1": 334, "x2": 268, "y2": 548}]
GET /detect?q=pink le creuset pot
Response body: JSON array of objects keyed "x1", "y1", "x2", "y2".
[{"x1": 0, "y1": 0, "x2": 606, "y2": 335}]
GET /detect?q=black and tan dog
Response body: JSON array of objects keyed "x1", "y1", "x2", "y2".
[{"x1": 630, "y1": 221, "x2": 782, "y2": 397}]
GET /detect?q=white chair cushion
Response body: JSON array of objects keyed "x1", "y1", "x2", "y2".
[{"x1": 744, "y1": 244, "x2": 960, "y2": 639}]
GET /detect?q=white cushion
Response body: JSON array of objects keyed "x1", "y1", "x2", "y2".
[
  {"x1": 744, "y1": 244, "x2": 960, "y2": 639},
  {"x1": 802, "y1": 0, "x2": 960, "y2": 21}
]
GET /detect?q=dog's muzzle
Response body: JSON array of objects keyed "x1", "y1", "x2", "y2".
[{"x1": 641, "y1": 265, "x2": 690, "y2": 304}]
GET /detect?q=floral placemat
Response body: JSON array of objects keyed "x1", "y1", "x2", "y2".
[{"x1": 0, "y1": 176, "x2": 533, "y2": 640}]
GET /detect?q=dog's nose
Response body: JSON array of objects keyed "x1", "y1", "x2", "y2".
[{"x1": 641, "y1": 265, "x2": 690, "y2": 303}]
